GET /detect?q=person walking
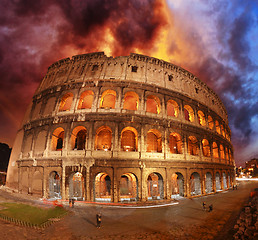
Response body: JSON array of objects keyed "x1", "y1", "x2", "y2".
[
  {"x1": 208, "y1": 204, "x2": 213, "y2": 212},
  {"x1": 96, "y1": 213, "x2": 102, "y2": 228},
  {"x1": 202, "y1": 201, "x2": 206, "y2": 211}
]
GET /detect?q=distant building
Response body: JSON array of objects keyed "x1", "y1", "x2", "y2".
[
  {"x1": 7, "y1": 52, "x2": 235, "y2": 202},
  {"x1": 0, "y1": 143, "x2": 11, "y2": 172},
  {"x1": 245, "y1": 158, "x2": 258, "y2": 177}
]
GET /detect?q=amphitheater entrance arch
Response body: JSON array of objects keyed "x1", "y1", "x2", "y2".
[
  {"x1": 223, "y1": 172, "x2": 227, "y2": 189},
  {"x1": 147, "y1": 172, "x2": 164, "y2": 200},
  {"x1": 215, "y1": 172, "x2": 221, "y2": 191},
  {"x1": 228, "y1": 174, "x2": 231, "y2": 187},
  {"x1": 94, "y1": 173, "x2": 111, "y2": 202},
  {"x1": 205, "y1": 172, "x2": 213, "y2": 194},
  {"x1": 190, "y1": 172, "x2": 201, "y2": 196},
  {"x1": 69, "y1": 172, "x2": 84, "y2": 200},
  {"x1": 49, "y1": 171, "x2": 61, "y2": 199},
  {"x1": 119, "y1": 173, "x2": 138, "y2": 202},
  {"x1": 171, "y1": 172, "x2": 184, "y2": 198}
]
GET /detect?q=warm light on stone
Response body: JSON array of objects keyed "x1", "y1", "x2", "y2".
[{"x1": 6, "y1": 52, "x2": 235, "y2": 202}]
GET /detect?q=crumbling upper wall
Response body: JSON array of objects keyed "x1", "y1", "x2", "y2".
[{"x1": 35, "y1": 52, "x2": 228, "y2": 122}]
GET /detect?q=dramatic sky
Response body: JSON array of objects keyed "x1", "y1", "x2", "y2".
[{"x1": 0, "y1": 0, "x2": 257, "y2": 166}]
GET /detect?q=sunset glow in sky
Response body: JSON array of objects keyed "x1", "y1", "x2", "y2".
[{"x1": 0, "y1": 0, "x2": 257, "y2": 166}]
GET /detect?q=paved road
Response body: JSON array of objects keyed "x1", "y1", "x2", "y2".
[{"x1": 0, "y1": 181, "x2": 257, "y2": 240}]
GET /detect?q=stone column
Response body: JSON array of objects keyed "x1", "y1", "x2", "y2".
[
  {"x1": 61, "y1": 165, "x2": 66, "y2": 200},
  {"x1": 112, "y1": 167, "x2": 118, "y2": 203}
]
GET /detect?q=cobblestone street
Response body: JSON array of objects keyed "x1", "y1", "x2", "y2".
[{"x1": 0, "y1": 181, "x2": 257, "y2": 240}]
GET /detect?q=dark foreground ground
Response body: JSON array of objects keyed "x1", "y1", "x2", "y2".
[{"x1": 0, "y1": 181, "x2": 257, "y2": 240}]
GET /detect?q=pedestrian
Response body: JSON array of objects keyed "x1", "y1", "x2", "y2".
[
  {"x1": 96, "y1": 213, "x2": 102, "y2": 228},
  {"x1": 202, "y1": 201, "x2": 206, "y2": 211},
  {"x1": 72, "y1": 198, "x2": 75, "y2": 208},
  {"x1": 208, "y1": 204, "x2": 213, "y2": 212}
]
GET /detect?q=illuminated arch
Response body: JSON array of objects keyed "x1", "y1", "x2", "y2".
[
  {"x1": 212, "y1": 142, "x2": 219, "y2": 158},
  {"x1": 184, "y1": 105, "x2": 194, "y2": 122},
  {"x1": 100, "y1": 90, "x2": 116, "y2": 109},
  {"x1": 215, "y1": 120, "x2": 221, "y2": 134},
  {"x1": 167, "y1": 100, "x2": 179, "y2": 117},
  {"x1": 197, "y1": 110, "x2": 206, "y2": 126},
  {"x1": 205, "y1": 172, "x2": 213, "y2": 193},
  {"x1": 171, "y1": 172, "x2": 184, "y2": 197},
  {"x1": 121, "y1": 127, "x2": 138, "y2": 151},
  {"x1": 77, "y1": 90, "x2": 94, "y2": 109},
  {"x1": 69, "y1": 172, "x2": 84, "y2": 200},
  {"x1": 190, "y1": 172, "x2": 201, "y2": 196},
  {"x1": 147, "y1": 129, "x2": 162, "y2": 153},
  {"x1": 221, "y1": 125, "x2": 225, "y2": 137},
  {"x1": 119, "y1": 173, "x2": 138, "y2": 202},
  {"x1": 71, "y1": 126, "x2": 87, "y2": 150},
  {"x1": 147, "y1": 172, "x2": 164, "y2": 200},
  {"x1": 188, "y1": 136, "x2": 198, "y2": 155},
  {"x1": 59, "y1": 93, "x2": 73, "y2": 111},
  {"x1": 169, "y1": 133, "x2": 182, "y2": 154},
  {"x1": 208, "y1": 115, "x2": 214, "y2": 130},
  {"x1": 95, "y1": 126, "x2": 112, "y2": 151},
  {"x1": 51, "y1": 127, "x2": 65, "y2": 151},
  {"x1": 202, "y1": 139, "x2": 210, "y2": 157},
  {"x1": 225, "y1": 147, "x2": 229, "y2": 161},
  {"x1": 146, "y1": 95, "x2": 161, "y2": 114},
  {"x1": 123, "y1": 91, "x2": 139, "y2": 111},
  {"x1": 220, "y1": 145, "x2": 225, "y2": 159},
  {"x1": 95, "y1": 172, "x2": 111, "y2": 202}
]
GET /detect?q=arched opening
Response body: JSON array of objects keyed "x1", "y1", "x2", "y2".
[
  {"x1": 205, "y1": 172, "x2": 213, "y2": 194},
  {"x1": 215, "y1": 172, "x2": 221, "y2": 191},
  {"x1": 69, "y1": 172, "x2": 84, "y2": 200},
  {"x1": 223, "y1": 172, "x2": 227, "y2": 189},
  {"x1": 171, "y1": 173, "x2": 184, "y2": 198},
  {"x1": 119, "y1": 173, "x2": 138, "y2": 202},
  {"x1": 190, "y1": 172, "x2": 201, "y2": 196},
  {"x1": 225, "y1": 147, "x2": 229, "y2": 161},
  {"x1": 197, "y1": 110, "x2": 206, "y2": 126},
  {"x1": 221, "y1": 125, "x2": 225, "y2": 137},
  {"x1": 212, "y1": 142, "x2": 219, "y2": 158},
  {"x1": 77, "y1": 90, "x2": 94, "y2": 109},
  {"x1": 202, "y1": 139, "x2": 210, "y2": 157},
  {"x1": 94, "y1": 173, "x2": 111, "y2": 202},
  {"x1": 167, "y1": 100, "x2": 179, "y2": 117},
  {"x1": 147, "y1": 172, "x2": 164, "y2": 200},
  {"x1": 51, "y1": 128, "x2": 65, "y2": 151},
  {"x1": 215, "y1": 120, "x2": 221, "y2": 134},
  {"x1": 220, "y1": 145, "x2": 225, "y2": 159},
  {"x1": 228, "y1": 173, "x2": 232, "y2": 187},
  {"x1": 49, "y1": 171, "x2": 61, "y2": 199},
  {"x1": 123, "y1": 91, "x2": 139, "y2": 110},
  {"x1": 95, "y1": 126, "x2": 112, "y2": 151},
  {"x1": 71, "y1": 126, "x2": 87, "y2": 150},
  {"x1": 100, "y1": 90, "x2": 116, "y2": 109},
  {"x1": 146, "y1": 95, "x2": 161, "y2": 114},
  {"x1": 121, "y1": 127, "x2": 138, "y2": 151},
  {"x1": 208, "y1": 116, "x2": 214, "y2": 130},
  {"x1": 188, "y1": 136, "x2": 199, "y2": 156},
  {"x1": 169, "y1": 133, "x2": 182, "y2": 154},
  {"x1": 184, "y1": 105, "x2": 194, "y2": 122},
  {"x1": 147, "y1": 129, "x2": 162, "y2": 153},
  {"x1": 59, "y1": 93, "x2": 73, "y2": 111}
]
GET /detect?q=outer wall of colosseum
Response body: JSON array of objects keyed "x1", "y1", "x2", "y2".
[{"x1": 7, "y1": 52, "x2": 235, "y2": 202}]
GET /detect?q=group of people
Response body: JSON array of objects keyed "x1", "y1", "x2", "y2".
[{"x1": 202, "y1": 202, "x2": 213, "y2": 212}]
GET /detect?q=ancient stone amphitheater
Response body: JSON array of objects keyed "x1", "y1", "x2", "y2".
[{"x1": 7, "y1": 52, "x2": 235, "y2": 202}]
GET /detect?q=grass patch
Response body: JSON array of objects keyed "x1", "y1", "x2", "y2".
[{"x1": 0, "y1": 203, "x2": 67, "y2": 225}]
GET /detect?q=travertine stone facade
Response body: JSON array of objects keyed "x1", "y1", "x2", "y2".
[{"x1": 7, "y1": 52, "x2": 235, "y2": 202}]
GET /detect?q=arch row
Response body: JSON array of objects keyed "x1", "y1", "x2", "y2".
[
  {"x1": 18, "y1": 166, "x2": 235, "y2": 202},
  {"x1": 30, "y1": 88, "x2": 231, "y2": 142},
  {"x1": 22, "y1": 125, "x2": 234, "y2": 164}
]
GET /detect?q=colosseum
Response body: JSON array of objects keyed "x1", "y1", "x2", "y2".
[{"x1": 7, "y1": 52, "x2": 235, "y2": 202}]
